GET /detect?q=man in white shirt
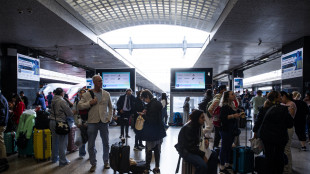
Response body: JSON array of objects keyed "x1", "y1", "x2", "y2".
[
  {"x1": 78, "y1": 75, "x2": 113, "y2": 172},
  {"x1": 250, "y1": 90, "x2": 266, "y2": 121}
]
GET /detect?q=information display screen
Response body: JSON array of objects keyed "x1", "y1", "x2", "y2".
[
  {"x1": 17, "y1": 53, "x2": 40, "y2": 81},
  {"x1": 175, "y1": 72, "x2": 205, "y2": 89},
  {"x1": 102, "y1": 72, "x2": 130, "y2": 89}
]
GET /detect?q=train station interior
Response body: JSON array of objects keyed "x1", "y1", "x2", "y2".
[{"x1": 1, "y1": 0, "x2": 310, "y2": 173}]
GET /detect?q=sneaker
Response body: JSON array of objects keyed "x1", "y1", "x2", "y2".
[
  {"x1": 134, "y1": 146, "x2": 142, "y2": 151},
  {"x1": 104, "y1": 163, "x2": 110, "y2": 169},
  {"x1": 126, "y1": 135, "x2": 131, "y2": 138},
  {"x1": 152, "y1": 168, "x2": 160, "y2": 174},
  {"x1": 119, "y1": 135, "x2": 124, "y2": 138},
  {"x1": 89, "y1": 165, "x2": 96, "y2": 172},
  {"x1": 301, "y1": 146, "x2": 307, "y2": 151},
  {"x1": 139, "y1": 144, "x2": 145, "y2": 149}
]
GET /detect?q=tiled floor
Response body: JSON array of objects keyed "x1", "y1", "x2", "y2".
[{"x1": 3, "y1": 121, "x2": 310, "y2": 174}]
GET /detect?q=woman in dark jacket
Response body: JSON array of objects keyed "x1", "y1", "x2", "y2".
[
  {"x1": 133, "y1": 90, "x2": 145, "y2": 151},
  {"x1": 218, "y1": 91, "x2": 241, "y2": 174},
  {"x1": 253, "y1": 91, "x2": 293, "y2": 174},
  {"x1": 140, "y1": 89, "x2": 166, "y2": 174},
  {"x1": 175, "y1": 110, "x2": 217, "y2": 174}
]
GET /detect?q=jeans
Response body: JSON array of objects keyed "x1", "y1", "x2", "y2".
[
  {"x1": 213, "y1": 126, "x2": 221, "y2": 149},
  {"x1": 245, "y1": 108, "x2": 251, "y2": 117},
  {"x1": 88, "y1": 122, "x2": 109, "y2": 166},
  {"x1": 182, "y1": 153, "x2": 207, "y2": 174},
  {"x1": 219, "y1": 131, "x2": 234, "y2": 165},
  {"x1": 79, "y1": 144, "x2": 87, "y2": 157},
  {"x1": 145, "y1": 143, "x2": 161, "y2": 169},
  {"x1": 0, "y1": 126, "x2": 6, "y2": 158},
  {"x1": 50, "y1": 120, "x2": 69, "y2": 165}
]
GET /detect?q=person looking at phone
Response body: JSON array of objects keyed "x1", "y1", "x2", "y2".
[{"x1": 140, "y1": 89, "x2": 166, "y2": 174}]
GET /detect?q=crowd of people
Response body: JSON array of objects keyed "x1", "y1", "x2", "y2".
[{"x1": 1, "y1": 78, "x2": 310, "y2": 174}]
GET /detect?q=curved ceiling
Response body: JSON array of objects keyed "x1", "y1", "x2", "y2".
[{"x1": 57, "y1": 0, "x2": 229, "y2": 35}]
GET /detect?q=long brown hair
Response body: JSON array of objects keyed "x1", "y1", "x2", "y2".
[{"x1": 264, "y1": 90, "x2": 280, "y2": 108}]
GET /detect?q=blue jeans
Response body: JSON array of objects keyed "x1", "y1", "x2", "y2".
[
  {"x1": 50, "y1": 120, "x2": 69, "y2": 165},
  {"x1": 88, "y1": 122, "x2": 109, "y2": 166},
  {"x1": 79, "y1": 144, "x2": 87, "y2": 157},
  {"x1": 219, "y1": 131, "x2": 234, "y2": 165},
  {"x1": 182, "y1": 153, "x2": 207, "y2": 174}
]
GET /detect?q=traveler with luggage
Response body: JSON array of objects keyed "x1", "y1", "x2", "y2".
[
  {"x1": 161, "y1": 93, "x2": 169, "y2": 129},
  {"x1": 218, "y1": 91, "x2": 242, "y2": 174},
  {"x1": 175, "y1": 110, "x2": 217, "y2": 174},
  {"x1": 49, "y1": 88, "x2": 74, "y2": 166},
  {"x1": 253, "y1": 91, "x2": 293, "y2": 174},
  {"x1": 78, "y1": 75, "x2": 113, "y2": 172},
  {"x1": 140, "y1": 89, "x2": 166, "y2": 174}
]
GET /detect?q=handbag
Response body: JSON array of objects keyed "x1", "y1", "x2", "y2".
[
  {"x1": 53, "y1": 103, "x2": 70, "y2": 135},
  {"x1": 250, "y1": 137, "x2": 264, "y2": 154},
  {"x1": 135, "y1": 115, "x2": 144, "y2": 131}
]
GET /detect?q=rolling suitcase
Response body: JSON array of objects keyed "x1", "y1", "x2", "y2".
[
  {"x1": 4, "y1": 132, "x2": 17, "y2": 155},
  {"x1": 18, "y1": 133, "x2": 34, "y2": 157},
  {"x1": 33, "y1": 128, "x2": 51, "y2": 161},
  {"x1": 181, "y1": 159, "x2": 195, "y2": 174},
  {"x1": 67, "y1": 126, "x2": 78, "y2": 153},
  {"x1": 233, "y1": 120, "x2": 254, "y2": 174},
  {"x1": 109, "y1": 138, "x2": 130, "y2": 173}
]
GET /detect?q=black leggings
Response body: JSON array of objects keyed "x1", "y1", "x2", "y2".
[
  {"x1": 295, "y1": 121, "x2": 307, "y2": 141},
  {"x1": 145, "y1": 143, "x2": 161, "y2": 169}
]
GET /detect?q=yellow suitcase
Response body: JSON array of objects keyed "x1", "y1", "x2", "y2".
[{"x1": 33, "y1": 128, "x2": 52, "y2": 161}]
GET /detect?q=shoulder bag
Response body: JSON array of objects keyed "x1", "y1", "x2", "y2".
[
  {"x1": 135, "y1": 115, "x2": 145, "y2": 131},
  {"x1": 53, "y1": 102, "x2": 70, "y2": 135}
]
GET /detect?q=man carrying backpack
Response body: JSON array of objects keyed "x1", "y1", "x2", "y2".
[{"x1": 208, "y1": 85, "x2": 227, "y2": 149}]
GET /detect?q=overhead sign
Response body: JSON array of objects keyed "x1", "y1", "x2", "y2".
[
  {"x1": 17, "y1": 53, "x2": 40, "y2": 81},
  {"x1": 281, "y1": 48, "x2": 303, "y2": 80}
]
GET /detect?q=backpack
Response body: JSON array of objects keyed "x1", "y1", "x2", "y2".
[
  {"x1": 198, "y1": 100, "x2": 207, "y2": 113},
  {"x1": 35, "y1": 110, "x2": 50, "y2": 129},
  {"x1": 79, "y1": 90, "x2": 95, "y2": 121},
  {"x1": 173, "y1": 112, "x2": 182, "y2": 126},
  {"x1": 205, "y1": 101, "x2": 213, "y2": 118}
]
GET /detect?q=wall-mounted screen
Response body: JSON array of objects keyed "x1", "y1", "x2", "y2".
[
  {"x1": 102, "y1": 72, "x2": 130, "y2": 89},
  {"x1": 95, "y1": 68, "x2": 136, "y2": 92},
  {"x1": 281, "y1": 47, "x2": 303, "y2": 80},
  {"x1": 175, "y1": 72, "x2": 205, "y2": 89},
  {"x1": 17, "y1": 53, "x2": 40, "y2": 81},
  {"x1": 171, "y1": 68, "x2": 213, "y2": 92}
]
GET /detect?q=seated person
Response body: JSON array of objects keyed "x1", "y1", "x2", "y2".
[{"x1": 175, "y1": 110, "x2": 217, "y2": 174}]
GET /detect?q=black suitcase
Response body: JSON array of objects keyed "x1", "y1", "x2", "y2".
[
  {"x1": 109, "y1": 138, "x2": 130, "y2": 173},
  {"x1": 35, "y1": 110, "x2": 50, "y2": 129}
]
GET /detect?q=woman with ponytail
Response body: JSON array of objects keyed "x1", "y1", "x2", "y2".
[{"x1": 253, "y1": 91, "x2": 293, "y2": 174}]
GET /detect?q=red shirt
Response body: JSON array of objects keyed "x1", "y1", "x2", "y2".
[{"x1": 13, "y1": 101, "x2": 25, "y2": 124}]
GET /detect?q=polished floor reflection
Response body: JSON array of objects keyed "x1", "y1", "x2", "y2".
[{"x1": 3, "y1": 122, "x2": 310, "y2": 174}]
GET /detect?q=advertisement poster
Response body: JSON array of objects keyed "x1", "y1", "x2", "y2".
[
  {"x1": 234, "y1": 78, "x2": 243, "y2": 92},
  {"x1": 281, "y1": 48, "x2": 303, "y2": 80},
  {"x1": 175, "y1": 72, "x2": 205, "y2": 89},
  {"x1": 17, "y1": 53, "x2": 40, "y2": 81},
  {"x1": 102, "y1": 72, "x2": 130, "y2": 89}
]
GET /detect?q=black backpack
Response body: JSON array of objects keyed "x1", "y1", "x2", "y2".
[
  {"x1": 198, "y1": 100, "x2": 207, "y2": 113},
  {"x1": 35, "y1": 110, "x2": 50, "y2": 129},
  {"x1": 79, "y1": 90, "x2": 95, "y2": 121}
]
